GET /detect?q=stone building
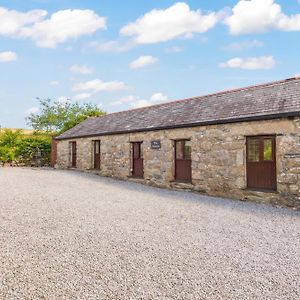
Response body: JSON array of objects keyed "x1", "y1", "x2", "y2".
[{"x1": 56, "y1": 78, "x2": 300, "y2": 208}]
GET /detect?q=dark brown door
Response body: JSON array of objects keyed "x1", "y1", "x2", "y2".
[
  {"x1": 246, "y1": 136, "x2": 276, "y2": 190},
  {"x1": 132, "y1": 142, "x2": 143, "y2": 178},
  {"x1": 70, "y1": 141, "x2": 77, "y2": 168},
  {"x1": 93, "y1": 140, "x2": 101, "y2": 169},
  {"x1": 175, "y1": 140, "x2": 192, "y2": 182}
]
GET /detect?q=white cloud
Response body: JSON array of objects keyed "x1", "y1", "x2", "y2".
[
  {"x1": 149, "y1": 93, "x2": 169, "y2": 103},
  {"x1": 132, "y1": 93, "x2": 169, "y2": 108},
  {"x1": 225, "y1": 0, "x2": 300, "y2": 35},
  {"x1": 26, "y1": 107, "x2": 39, "y2": 115},
  {"x1": 21, "y1": 9, "x2": 106, "y2": 48},
  {"x1": 120, "y1": 2, "x2": 223, "y2": 44},
  {"x1": 295, "y1": 73, "x2": 300, "y2": 78},
  {"x1": 112, "y1": 93, "x2": 169, "y2": 108},
  {"x1": 0, "y1": 6, "x2": 47, "y2": 36},
  {"x1": 49, "y1": 80, "x2": 59, "y2": 86},
  {"x1": 111, "y1": 95, "x2": 137, "y2": 106},
  {"x1": 87, "y1": 40, "x2": 134, "y2": 53},
  {"x1": 165, "y1": 46, "x2": 184, "y2": 53},
  {"x1": 130, "y1": 55, "x2": 158, "y2": 69},
  {"x1": 0, "y1": 51, "x2": 17, "y2": 62},
  {"x1": 73, "y1": 79, "x2": 128, "y2": 93},
  {"x1": 220, "y1": 56, "x2": 276, "y2": 70},
  {"x1": 70, "y1": 64, "x2": 93, "y2": 75},
  {"x1": 224, "y1": 40, "x2": 264, "y2": 51},
  {"x1": 73, "y1": 93, "x2": 92, "y2": 100},
  {"x1": 277, "y1": 14, "x2": 300, "y2": 31},
  {"x1": 0, "y1": 7, "x2": 106, "y2": 48}
]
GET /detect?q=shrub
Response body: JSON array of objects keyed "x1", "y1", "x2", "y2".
[
  {"x1": 16, "y1": 135, "x2": 51, "y2": 165},
  {"x1": 0, "y1": 146, "x2": 15, "y2": 166},
  {"x1": 0, "y1": 130, "x2": 51, "y2": 166}
]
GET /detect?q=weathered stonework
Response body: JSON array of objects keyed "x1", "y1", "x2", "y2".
[{"x1": 56, "y1": 117, "x2": 300, "y2": 209}]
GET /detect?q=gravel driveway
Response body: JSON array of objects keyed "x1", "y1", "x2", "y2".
[{"x1": 0, "y1": 168, "x2": 299, "y2": 299}]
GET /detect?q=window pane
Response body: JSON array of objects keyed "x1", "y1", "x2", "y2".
[
  {"x1": 248, "y1": 138, "x2": 260, "y2": 162},
  {"x1": 96, "y1": 141, "x2": 100, "y2": 154},
  {"x1": 184, "y1": 141, "x2": 191, "y2": 159},
  {"x1": 176, "y1": 141, "x2": 183, "y2": 159},
  {"x1": 140, "y1": 143, "x2": 143, "y2": 159},
  {"x1": 263, "y1": 139, "x2": 273, "y2": 161}
]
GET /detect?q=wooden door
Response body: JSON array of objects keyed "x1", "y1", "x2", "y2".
[
  {"x1": 93, "y1": 140, "x2": 101, "y2": 170},
  {"x1": 69, "y1": 141, "x2": 77, "y2": 168},
  {"x1": 246, "y1": 136, "x2": 276, "y2": 190},
  {"x1": 175, "y1": 140, "x2": 192, "y2": 182},
  {"x1": 132, "y1": 142, "x2": 143, "y2": 178}
]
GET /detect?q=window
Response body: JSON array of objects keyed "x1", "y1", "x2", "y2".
[
  {"x1": 184, "y1": 140, "x2": 192, "y2": 160},
  {"x1": 263, "y1": 138, "x2": 273, "y2": 161},
  {"x1": 247, "y1": 138, "x2": 260, "y2": 162},
  {"x1": 176, "y1": 141, "x2": 183, "y2": 159},
  {"x1": 247, "y1": 136, "x2": 275, "y2": 162},
  {"x1": 176, "y1": 140, "x2": 191, "y2": 160}
]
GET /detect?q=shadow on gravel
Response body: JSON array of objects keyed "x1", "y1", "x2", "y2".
[{"x1": 46, "y1": 168, "x2": 300, "y2": 217}]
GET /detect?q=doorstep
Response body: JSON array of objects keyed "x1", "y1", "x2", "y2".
[{"x1": 170, "y1": 180, "x2": 194, "y2": 190}]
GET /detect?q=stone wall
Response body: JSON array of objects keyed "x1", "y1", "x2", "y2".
[{"x1": 56, "y1": 117, "x2": 300, "y2": 208}]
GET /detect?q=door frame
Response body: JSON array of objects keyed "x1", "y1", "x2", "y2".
[
  {"x1": 93, "y1": 140, "x2": 101, "y2": 170},
  {"x1": 69, "y1": 141, "x2": 77, "y2": 168},
  {"x1": 174, "y1": 139, "x2": 192, "y2": 182},
  {"x1": 246, "y1": 135, "x2": 277, "y2": 191},
  {"x1": 131, "y1": 141, "x2": 144, "y2": 178}
]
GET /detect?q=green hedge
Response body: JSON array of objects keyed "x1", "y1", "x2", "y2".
[{"x1": 0, "y1": 129, "x2": 51, "y2": 166}]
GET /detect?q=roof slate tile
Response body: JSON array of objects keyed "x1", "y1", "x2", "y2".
[{"x1": 57, "y1": 78, "x2": 300, "y2": 140}]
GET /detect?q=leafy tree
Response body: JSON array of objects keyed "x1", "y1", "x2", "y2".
[{"x1": 26, "y1": 98, "x2": 105, "y2": 133}]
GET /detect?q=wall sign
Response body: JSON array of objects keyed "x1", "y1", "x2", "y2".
[
  {"x1": 151, "y1": 140, "x2": 161, "y2": 150},
  {"x1": 284, "y1": 153, "x2": 300, "y2": 158}
]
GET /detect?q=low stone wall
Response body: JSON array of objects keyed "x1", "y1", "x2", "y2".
[{"x1": 56, "y1": 117, "x2": 300, "y2": 208}]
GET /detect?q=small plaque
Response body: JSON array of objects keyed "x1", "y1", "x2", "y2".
[{"x1": 151, "y1": 140, "x2": 161, "y2": 150}]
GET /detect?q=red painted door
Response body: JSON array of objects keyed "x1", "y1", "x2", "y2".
[
  {"x1": 94, "y1": 140, "x2": 101, "y2": 169},
  {"x1": 246, "y1": 136, "x2": 276, "y2": 190},
  {"x1": 175, "y1": 140, "x2": 192, "y2": 182},
  {"x1": 132, "y1": 142, "x2": 143, "y2": 178}
]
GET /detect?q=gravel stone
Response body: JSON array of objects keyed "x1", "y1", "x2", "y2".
[{"x1": 0, "y1": 167, "x2": 299, "y2": 300}]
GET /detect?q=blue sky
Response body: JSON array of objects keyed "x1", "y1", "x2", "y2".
[{"x1": 0, "y1": 0, "x2": 299, "y2": 128}]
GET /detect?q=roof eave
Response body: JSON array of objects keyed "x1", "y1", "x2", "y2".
[{"x1": 55, "y1": 111, "x2": 300, "y2": 141}]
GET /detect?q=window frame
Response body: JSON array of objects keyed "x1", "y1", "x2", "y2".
[
  {"x1": 175, "y1": 139, "x2": 191, "y2": 160},
  {"x1": 246, "y1": 135, "x2": 276, "y2": 163}
]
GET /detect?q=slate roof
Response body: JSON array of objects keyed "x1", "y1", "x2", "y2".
[{"x1": 57, "y1": 77, "x2": 300, "y2": 140}]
